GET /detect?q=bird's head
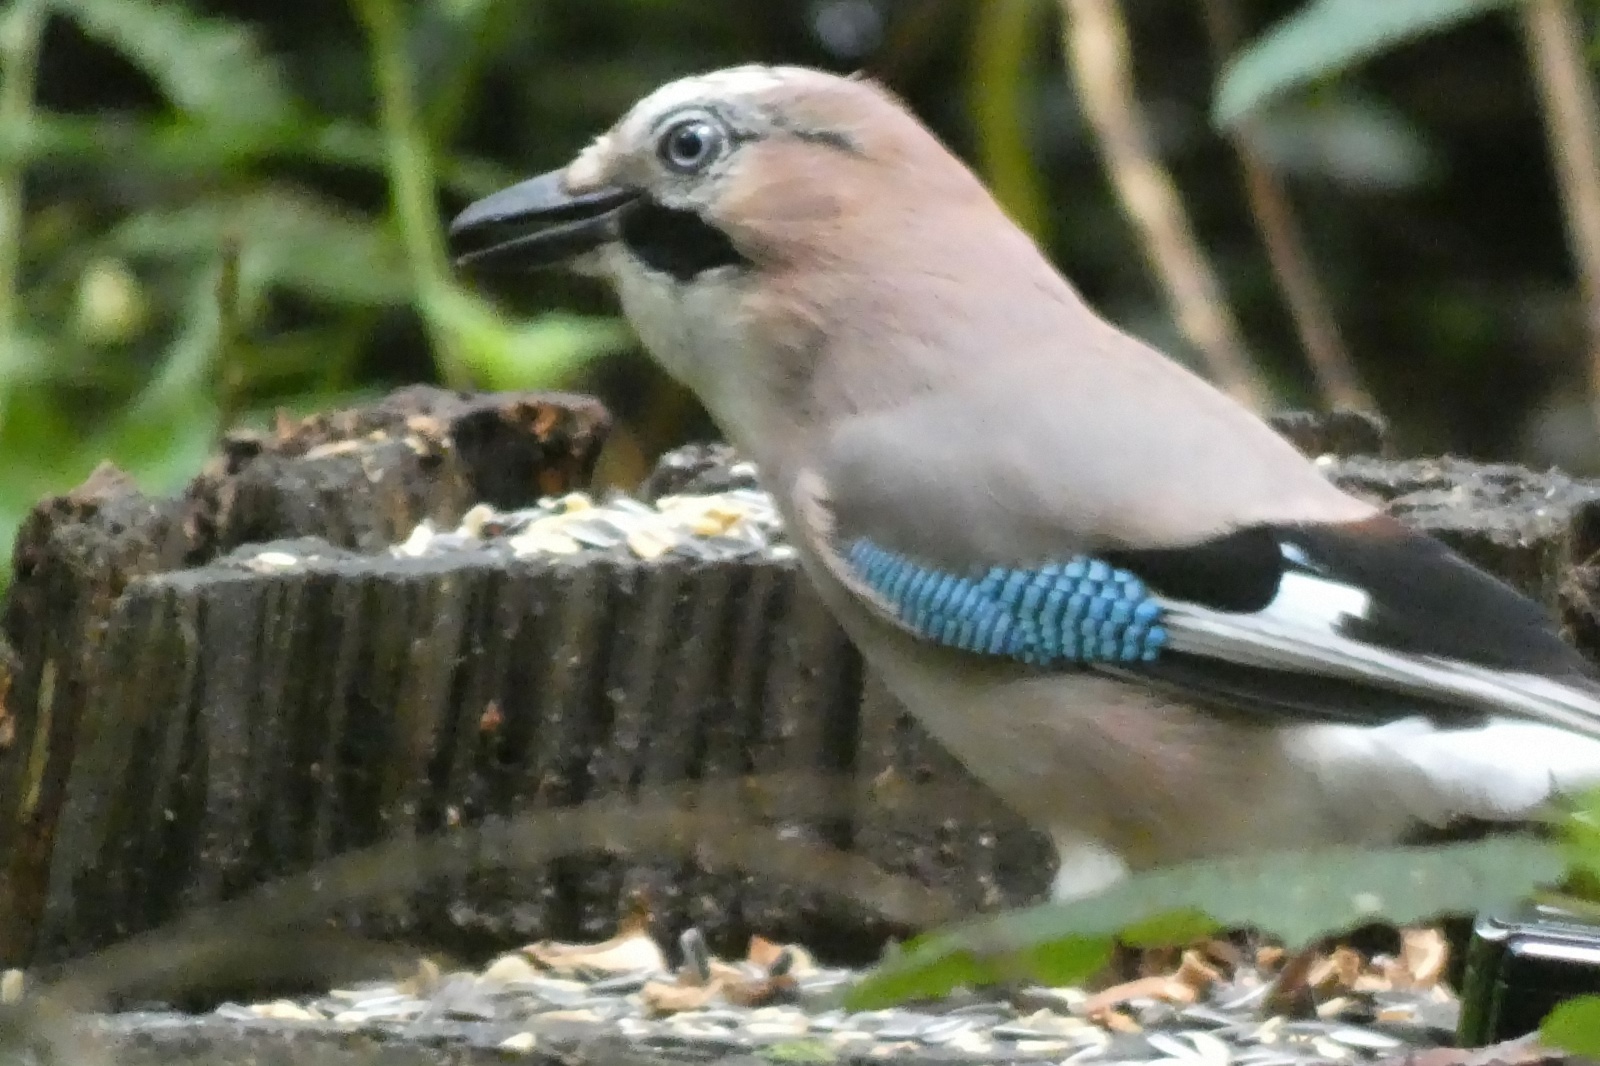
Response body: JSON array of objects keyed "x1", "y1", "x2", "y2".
[{"x1": 449, "y1": 64, "x2": 1058, "y2": 444}]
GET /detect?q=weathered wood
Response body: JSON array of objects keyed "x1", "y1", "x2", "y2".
[
  {"x1": 849, "y1": 673, "x2": 1053, "y2": 936},
  {"x1": 14, "y1": 550, "x2": 872, "y2": 968},
  {"x1": 191, "y1": 385, "x2": 611, "y2": 552},
  {"x1": 0, "y1": 465, "x2": 194, "y2": 967},
  {"x1": 1268, "y1": 408, "x2": 1387, "y2": 459},
  {"x1": 1328, "y1": 455, "x2": 1600, "y2": 608},
  {"x1": 0, "y1": 388, "x2": 609, "y2": 967},
  {"x1": 638, "y1": 442, "x2": 756, "y2": 501}
]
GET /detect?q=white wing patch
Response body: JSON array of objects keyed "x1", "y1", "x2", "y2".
[
  {"x1": 1259, "y1": 570, "x2": 1371, "y2": 630},
  {"x1": 1265, "y1": 541, "x2": 1371, "y2": 628},
  {"x1": 1288, "y1": 716, "x2": 1600, "y2": 835},
  {"x1": 1156, "y1": 570, "x2": 1600, "y2": 740},
  {"x1": 1049, "y1": 832, "x2": 1130, "y2": 901}
]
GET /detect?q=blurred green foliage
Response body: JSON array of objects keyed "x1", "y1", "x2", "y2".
[
  {"x1": 1544, "y1": 994, "x2": 1600, "y2": 1055},
  {"x1": 0, "y1": 0, "x2": 1596, "y2": 578},
  {"x1": 846, "y1": 833, "x2": 1563, "y2": 1009},
  {"x1": 1214, "y1": 0, "x2": 1523, "y2": 126},
  {"x1": 847, "y1": 785, "x2": 1600, "y2": 1056},
  {"x1": 0, "y1": 0, "x2": 646, "y2": 571}
]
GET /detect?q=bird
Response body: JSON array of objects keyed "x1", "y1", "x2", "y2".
[{"x1": 449, "y1": 64, "x2": 1600, "y2": 900}]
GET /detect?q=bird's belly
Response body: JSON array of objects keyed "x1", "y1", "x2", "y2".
[
  {"x1": 1283, "y1": 717, "x2": 1600, "y2": 836},
  {"x1": 858, "y1": 641, "x2": 1319, "y2": 866},
  {"x1": 858, "y1": 638, "x2": 1600, "y2": 869}
]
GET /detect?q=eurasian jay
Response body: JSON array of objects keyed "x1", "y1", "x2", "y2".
[{"x1": 449, "y1": 65, "x2": 1600, "y2": 898}]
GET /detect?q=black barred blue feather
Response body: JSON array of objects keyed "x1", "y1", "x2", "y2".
[
  {"x1": 834, "y1": 517, "x2": 1600, "y2": 735},
  {"x1": 845, "y1": 538, "x2": 1168, "y2": 665}
]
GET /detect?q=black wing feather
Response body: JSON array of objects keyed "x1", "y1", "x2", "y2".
[
  {"x1": 1093, "y1": 514, "x2": 1599, "y2": 728},
  {"x1": 1284, "y1": 518, "x2": 1584, "y2": 674},
  {"x1": 1100, "y1": 654, "x2": 1487, "y2": 728},
  {"x1": 1111, "y1": 514, "x2": 1592, "y2": 680}
]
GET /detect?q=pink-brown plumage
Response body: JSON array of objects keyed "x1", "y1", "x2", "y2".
[{"x1": 451, "y1": 65, "x2": 1600, "y2": 894}]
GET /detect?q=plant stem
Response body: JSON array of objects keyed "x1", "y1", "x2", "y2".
[
  {"x1": 1057, "y1": 0, "x2": 1270, "y2": 409},
  {"x1": 1521, "y1": 0, "x2": 1600, "y2": 419},
  {"x1": 0, "y1": 0, "x2": 49, "y2": 437},
  {"x1": 970, "y1": 0, "x2": 1050, "y2": 239},
  {"x1": 1196, "y1": 0, "x2": 1375, "y2": 413},
  {"x1": 350, "y1": 0, "x2": 468, "y2": 389},
  {"x1": 423, "y1": 0, "x2": 516, "y2": 145},
  {"x1": 213, "y1": 237, "x2": 245, "y2": 437}
]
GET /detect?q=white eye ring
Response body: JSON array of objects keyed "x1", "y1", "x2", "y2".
[{"x1": 658, "y1": 117, "x2": 725, "y2": 174}]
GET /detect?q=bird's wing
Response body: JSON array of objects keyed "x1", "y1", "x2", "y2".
[{"x1": 789, "y1": 390, "x2": 1600, "y2": 738}]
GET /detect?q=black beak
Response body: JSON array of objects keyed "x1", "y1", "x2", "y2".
[{"x1": 448, "y1": 170, "x2": 638, "y2": 272}]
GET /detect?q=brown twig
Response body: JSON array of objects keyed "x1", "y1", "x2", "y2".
[
  {"x1": 1197, "y1": 0, "x2": 1377, "y2": 413},
  {"x1": 1058, "y1": 0, "x2": 1271, "y2": 409},
  {"x1": 1521, "y1": 0, "x2": 1600, "y2": 414}
]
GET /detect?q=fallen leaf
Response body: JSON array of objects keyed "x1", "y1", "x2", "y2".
[
  {"x1": 1397, "y1": 927, "x2": 1449, "y2": 988},
  {"x1": 524, "y1": 928, "x2": 667, "y2": 977},
  {"x1": 749, "y1": 935, "x2": 817, "y2": 975},
  {"x1": 1174, "y1": 949, "x2": 1222, "y2": 994},
  {"x1": 642, "y1": 977, "x2": 722, "y2": 1014},
  {"x1": 1083, "y1": 974, "x2": 1194, "y2": 1014}
]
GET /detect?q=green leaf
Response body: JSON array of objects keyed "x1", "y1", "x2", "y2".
[
  {"x1": 127, "y1": 260, "x2": 229, "y2": 411},
  {"x1": 303, "y1": 120, "x2": 514, "y2": 198},
  {"x1": 1118, "y1": 908, "x2": 1218, "y2": 947},
  {"x1": 0, "y1": 112, "x2": 224, "y2": 173},
  {"x1": 0, "y1": 391, "x2": 114, "y2": 580},
  {"x1": 100, "y1": 389, "x2": 219, "y2": 490},
  {"x1": 1554, "y1": 786, "x2": 1600, "y2": 894},
  {"x1": 0, "y1": 494, "x2": 26, "y2": 583},
  {"x1": 1213, "y1": 0, "x2": 1519, "y2": 128},
  {"x1": 0, "y1": 386, "x2": 215, "y2": 584},
  {"x1": 1543, "y1": 995, "x2": 1600, "y2": 1056},
  {"x1": 0, "y1": 113, "x2": 511, "y2": 197},
  {"x1": 0, "y1": 390, "x2": 86, "y2": 498},
  {"x1": 108, "y1": 190, "x2": 411, "y2": 308},
  {"x1": 80, "y1": 266, "x2": 229, "y2": 493},
  {"x1": 1244, "y1": 94, "x2": 1436, "y2": 190},
  {"x1": 230, "y1": 324, "x2": 373, "y2": 389},
  {"x1": 424, "y1": 284, "x2": 634, "y2": 388},
  {"x1": 49, "y1": 0, "x2": 293, "y2": 128},
  {"x1": 0, "y1": 328, "x2": 55, "y2": 388},
  {"x1": 847, "y1": 836, "x2": 1561, "y2": 1009}
]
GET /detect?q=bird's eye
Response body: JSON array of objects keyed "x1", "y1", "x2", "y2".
[{"x1": 658, "y1": 118, "x2": 724, "y2": 174}]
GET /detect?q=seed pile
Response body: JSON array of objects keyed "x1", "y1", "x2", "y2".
[
  {"x1": 193, "y1": 921, "x2": 1458, "y2": 1063},
  {"x1": 392, "y1": 487, "x2": 792, "y2": 563}
]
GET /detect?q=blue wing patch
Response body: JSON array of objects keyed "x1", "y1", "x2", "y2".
[{"x1": 845, "y1": 539, "x2": 1169, "y2": 665}]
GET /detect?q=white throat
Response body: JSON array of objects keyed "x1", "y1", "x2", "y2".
[{"x1": 604, "y1": 247, "x2": 792, "y2": 463}]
